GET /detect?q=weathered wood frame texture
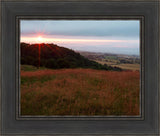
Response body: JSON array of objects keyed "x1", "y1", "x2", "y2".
[{"x1": 1, "y1": 0, "x2": 159, "y2": 135}]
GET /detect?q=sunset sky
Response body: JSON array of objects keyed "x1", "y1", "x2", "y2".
[{"x1": 20, "y1": 20, "x2": 140, "y2": 55}]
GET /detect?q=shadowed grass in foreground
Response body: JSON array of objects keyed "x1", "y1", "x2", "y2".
[{"x1": 21, "y1": 66, "x2": 140, "y2": 116}]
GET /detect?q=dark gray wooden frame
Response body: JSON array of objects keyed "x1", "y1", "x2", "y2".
[
  {"x1": 1, "y1": 0, "x2": 159, "y2": 135},
  {"x1": 16, "y1": 16, "x2": 144, "y2": 121}
]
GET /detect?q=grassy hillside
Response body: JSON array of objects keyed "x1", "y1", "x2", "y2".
[
  {"x1": 21, "y1": 65, "x2": 140, "y2": 116},
  {"x1": 21, "y1": 43, "x2": 122, "y2": 71}
]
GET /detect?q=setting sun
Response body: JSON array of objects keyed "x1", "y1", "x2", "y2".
[{"x1": 36, "y1": 36, "x2": 43, "y2": 43}]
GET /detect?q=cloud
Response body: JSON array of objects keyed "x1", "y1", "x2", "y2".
[
  {"x1": 20, "y1": 20, "x2": 140, "y2": 55},
  {"x1": 21, "y1": 20, "x2": 140, "y2": 37}
]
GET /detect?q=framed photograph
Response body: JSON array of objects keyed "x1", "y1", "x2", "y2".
[
  {"x1": 19, "y1": 18, "x2": 142, "y2": 118},
  {"x1": 1, "y1": 0, "x2": 159, "y2": 135}
]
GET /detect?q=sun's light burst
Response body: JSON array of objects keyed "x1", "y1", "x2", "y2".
[{"x1": 36, "y1": 36, "x2": 43, "y2": 43}]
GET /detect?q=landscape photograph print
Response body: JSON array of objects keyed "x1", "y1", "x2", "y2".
[{"x1": 20, "y1": 20, "x2": 140, "y2": 116}]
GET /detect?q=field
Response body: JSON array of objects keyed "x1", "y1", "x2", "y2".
[
  {"x1": 78, "y1": 51, "x2": 140, "y2": 71},
  {"x1": 21, "y1": 65, "x2": 140, "y2": 116},
  {"x1": 95, "y1": 60, "x2": 140, "y2": 71}
]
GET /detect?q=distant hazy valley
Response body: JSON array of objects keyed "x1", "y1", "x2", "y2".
[{"x1": 77, "y1": 51, "x2": 140, "y2": 71}]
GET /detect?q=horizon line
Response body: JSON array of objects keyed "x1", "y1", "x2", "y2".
[{"x1": 20, "y1": 42, "x2": 140, "y2": 56}]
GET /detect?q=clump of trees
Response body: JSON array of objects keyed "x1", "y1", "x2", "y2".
[{"x1": 21, "y1": 42, "x2": 122, "y2": 71}]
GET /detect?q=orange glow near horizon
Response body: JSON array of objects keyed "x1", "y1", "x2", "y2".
[{"x1": 21, "y1": 36, "x2": 138, "y2": 44}]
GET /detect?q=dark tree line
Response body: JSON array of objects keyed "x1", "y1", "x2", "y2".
[{"x1": 21, "y1": 42, "x2": 122, "y2": 71}]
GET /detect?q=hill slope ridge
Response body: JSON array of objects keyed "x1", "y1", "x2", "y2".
[{"x1": 21, "y1": 42, "x2": 122, "y2": 71}]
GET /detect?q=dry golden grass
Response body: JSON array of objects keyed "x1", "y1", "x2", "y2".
[
  {"x1": 21, "y1": 68, "x2": 140, "y2": 116},
  {"x1": 112, "y1": 64, "x2": 140, "y2": 71}
]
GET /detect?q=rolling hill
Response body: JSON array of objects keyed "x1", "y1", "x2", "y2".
[{"x1": 21, "y1": 42, "x2": 122, "y2": 71}]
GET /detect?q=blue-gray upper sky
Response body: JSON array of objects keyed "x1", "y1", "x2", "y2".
[{"x1": 21, "y1": 20, "x2": 140, "y2": 55}]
